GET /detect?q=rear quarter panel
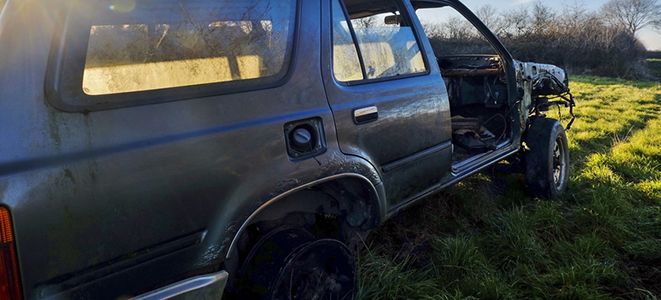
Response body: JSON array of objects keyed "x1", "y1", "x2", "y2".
[{"x1": 0, "y1": 0, "x2": 383, "y2": 298}]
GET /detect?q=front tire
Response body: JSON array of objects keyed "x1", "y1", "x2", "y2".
[{"x1": 524, "y1": 118, "x2": 570, "y2": 198}]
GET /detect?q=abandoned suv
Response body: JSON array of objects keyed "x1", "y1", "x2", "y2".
[{"x1": 0, "y1": 0, "x2": 576, "y2": 298}]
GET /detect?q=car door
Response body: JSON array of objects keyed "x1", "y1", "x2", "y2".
[{"x1": 322, "y1": 0, "x2": 452, "y2": 207}]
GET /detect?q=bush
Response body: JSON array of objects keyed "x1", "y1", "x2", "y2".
[{"x1": 426, "y1": 3, "x2": 648, "y2": 78}]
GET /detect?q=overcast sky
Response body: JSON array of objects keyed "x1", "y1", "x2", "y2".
[{"x1": 448, "y1": 0, "x2": 661, "y2": 50}]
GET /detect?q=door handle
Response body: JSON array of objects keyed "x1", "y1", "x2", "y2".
[{"x1": 353, "y1": 106, "x2": 378, "y2": 125}]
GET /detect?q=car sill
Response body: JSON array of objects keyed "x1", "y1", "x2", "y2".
[
  {"x1": 451, "y1": 141, "x2": 512, "y2": 175},
  {"x1": 133, "y1": 271, "x2": 228, "y2": 300},
  {"x1": 387, "y1": 145, "x2": 519, "y2": 218}
]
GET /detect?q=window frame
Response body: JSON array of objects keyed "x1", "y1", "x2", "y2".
[
  {"x1": 45, "y1": 0, "x2": 300, "y2": 112},
  {"x1": 330, "y1": 0, "x2": 431, "y2": 86}
]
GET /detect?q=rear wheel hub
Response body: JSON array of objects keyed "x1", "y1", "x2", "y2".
[{"x1": 272, "y1": 239, "x2": 356, "y2": 300}]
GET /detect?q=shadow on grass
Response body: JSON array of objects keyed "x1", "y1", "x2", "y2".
[
  {"x1": 568, "y1": 89, "x2": 660, "y2": 170},
  {"x1": 571, "y1": 114, "x2": 655, "y2": 165}
]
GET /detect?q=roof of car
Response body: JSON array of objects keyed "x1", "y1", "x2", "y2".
[{"x1": 344, "y1": 0, "x2": 454, "y2": 18}]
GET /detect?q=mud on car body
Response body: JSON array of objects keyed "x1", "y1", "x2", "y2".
[{"x1": 0, "y1": 0, "x2": 574, "y2": 299}]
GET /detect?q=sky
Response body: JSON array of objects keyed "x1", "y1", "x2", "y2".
[{"x1": 446, "y1": 0, "x2": 661, "y2": 50}]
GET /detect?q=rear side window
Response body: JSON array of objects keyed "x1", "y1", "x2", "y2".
[
  {"x1": 332, "y1": 0, "x2": 426, "y2": 82},
  {"x1": 81, "y1": 0, "x2": 296, "y2": 96},
  {"x1": 332, "y1": 0, "x2": 363, "y2": 82}
]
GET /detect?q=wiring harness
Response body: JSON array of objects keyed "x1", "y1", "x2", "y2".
[{"x1": 530, "y1": 72, "x2": 577, "y2": 130}]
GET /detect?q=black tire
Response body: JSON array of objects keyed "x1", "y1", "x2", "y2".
[
  {"x1": 229, "y1": 226, "x2": 356, "y2": 300},
  {"x1": 524, "y1": 118, "x2": 570, "y2": 198}
]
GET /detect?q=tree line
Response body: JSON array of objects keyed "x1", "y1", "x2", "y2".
[{"x1": 424, "y1": 0, "x2": 661, "y2": 78}]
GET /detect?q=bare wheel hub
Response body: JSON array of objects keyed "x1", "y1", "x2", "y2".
[{"x1": 271, "y1": 239, "x2": 355, "y2": 300}]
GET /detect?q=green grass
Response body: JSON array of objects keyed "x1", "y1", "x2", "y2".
[{"x1": 358, "y1": 76, "x2": 661, "y2": 299}]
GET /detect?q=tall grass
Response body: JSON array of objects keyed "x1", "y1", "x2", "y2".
[{"x1": 358, "y1": 76, "x2": 661, "y2": 299}]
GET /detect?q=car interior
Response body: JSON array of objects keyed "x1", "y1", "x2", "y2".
[
  {"x1": 341, "y1": 0, "x2": 513, "y2": 165},
  {"x1": 410, "y1": 2, "x2": 513, "y2": 164},
  {"x1": 413, "y1": 1, "x2": 512, "y2": 165},
  {"x1": 440, "y1": 55, "x2": 511, "y2": 163}
]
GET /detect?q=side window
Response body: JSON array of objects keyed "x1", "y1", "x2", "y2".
[
  {"x1": 332, "y1": 0, "x2": 426, "y2": 82},
  {"x1": 332, "y1": 0, "x2": 363, "y2": 82},
  {"x1": 82, "y1": 0, "x2": 296, "y2": 96}
]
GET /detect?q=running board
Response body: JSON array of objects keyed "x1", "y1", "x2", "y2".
[
  {"x1": 386, "y1": 145, "x2": 520, "y2": 218},
  {"x1": 451, "y1": 141, "x2": 512, "y2": 175}
]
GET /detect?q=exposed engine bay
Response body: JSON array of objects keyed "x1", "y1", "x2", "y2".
[{"x1": 515, "y1": 60, "x2": 577, "y2": 131}]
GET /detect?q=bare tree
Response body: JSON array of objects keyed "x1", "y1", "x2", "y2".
[
  {"x1": 475, "y1": 5, "x2": 506, "y2": 35},
  {"x1": 421, "y1": 21, "x2": 444, "y2": 39},
  {"x1": 561, "y1": 0, "x2": 589, "y2": 28},
  {"x1": 501, "y1": 7, "x2": 531, "y2": 37},
  {"x1": 602, "y1": 0, "x2": 661, "y2": 35},
  {"x1": 353, "y1": 16, "x2": 377, "y2": 29},
  {"x1": 531, "y1": 2, "x2": 556, "y2": 34},
  {"x1": 445, "y1": 16, "x2": 475, "y2": 40}
]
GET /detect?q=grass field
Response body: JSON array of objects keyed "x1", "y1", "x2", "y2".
[{"x1": 358, "y1": 76, "x2": 661, "y2": 299}]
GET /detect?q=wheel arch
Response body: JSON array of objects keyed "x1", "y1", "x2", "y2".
[{"x1": 224, "y1": 173, "x2": 385, "y2": 262}]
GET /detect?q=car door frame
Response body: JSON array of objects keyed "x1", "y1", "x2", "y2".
[
  {"x1": 411, "y1": 0, "x2": 522, "y2": 174},
  {"x1": 320, "y1": 0, "x2": 454, "y2": 209}
]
